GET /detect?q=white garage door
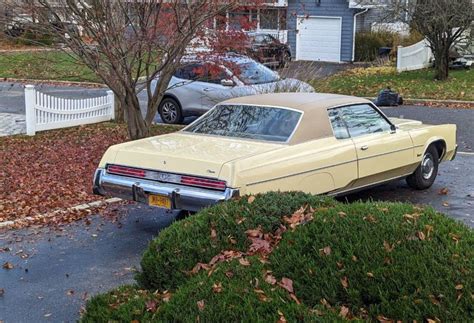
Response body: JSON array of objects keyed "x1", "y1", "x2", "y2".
[{"x1": 296, "y1": 16, "x2": 342, "y2": 62}]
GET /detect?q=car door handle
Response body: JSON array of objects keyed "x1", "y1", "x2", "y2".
[
  {"x1": 203, "y1": 88, "x2": 211, "y2": 92},
  {"x1": 360, "y1": 145, "x2": 369, "y2": 151}
]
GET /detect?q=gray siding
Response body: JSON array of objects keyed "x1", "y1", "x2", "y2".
[{"x1": 287, "y1": 0, "x2": 357, "y2": 62}]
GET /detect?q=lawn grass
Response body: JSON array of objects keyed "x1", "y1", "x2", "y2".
[
  {"x1": 312, "y1": 66, "x2": 474, "y2": 101},
  {"x1": 0, "y1": 50, "x2": 98, "y2": 82},
  {"x1": 82, "y1": 192, "x2": 474, "y2": 322}
]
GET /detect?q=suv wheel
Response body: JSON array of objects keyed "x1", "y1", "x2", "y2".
[{"x1": 159, "y1": 97, "x2": 183, "y2": 124}]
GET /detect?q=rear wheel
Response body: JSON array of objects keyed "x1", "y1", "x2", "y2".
[
  {"x1": 159, "y1": 97, "x2": 183, "y2": 124},
  {"x1": 406, "y1": 145, "x2": 439, "y2": 190}
]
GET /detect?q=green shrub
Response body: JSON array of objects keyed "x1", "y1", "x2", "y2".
[
  {"x1": 137, "y1": 191, "x2": 334, "y2": 290},
  {"x1": 271, "y1": 202, "x2": 474, "y2": 321},
  {"x1": 83, "y1": 193, "x2": 473, "y2": 322}
]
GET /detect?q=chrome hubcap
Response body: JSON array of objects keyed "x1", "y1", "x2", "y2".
[
  {"x1": 162, "y1": 102, "x2": 177, "y2": 122},
  {"x1": 421, "y1": 153, "x2": 435, "y2": 180}
]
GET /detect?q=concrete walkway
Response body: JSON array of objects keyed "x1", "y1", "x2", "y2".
[{"x1": 0, "y1": 113, "x2": 26, "y2": 137}]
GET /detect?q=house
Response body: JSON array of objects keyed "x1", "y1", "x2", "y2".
[{"x1": 220, "y1": 1, "x2": 388, "y2": 63}]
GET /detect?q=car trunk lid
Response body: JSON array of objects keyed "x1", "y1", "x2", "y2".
[{"x1": 112, "y1": 132, "x2": 283, "y2": 179}]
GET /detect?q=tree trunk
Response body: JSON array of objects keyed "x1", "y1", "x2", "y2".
[
  {"x1": 434, "y1": 49, "x2": 450, "y2": 81},
  {"x1": 122, "y1": 92, "x2": 149, "y2": 140},
  {"x1": 433, "y1": 44, "x2": 450, "y2": 81},
  {"x1": 114, "y1": 93, "x2": 125, "y2": 123}
]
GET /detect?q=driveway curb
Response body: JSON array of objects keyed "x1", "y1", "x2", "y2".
[
  {"x1": 0, "y1": 197, "x2": 122, "y2": 229},
  {"x1": 1, "y1": 78, "x2": 105, "y2": 88}
]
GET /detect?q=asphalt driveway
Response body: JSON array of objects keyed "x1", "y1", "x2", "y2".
[{"x1": 1, "y1": 105, "x2": 473, "y2": 322}]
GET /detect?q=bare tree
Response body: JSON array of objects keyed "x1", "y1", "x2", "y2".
[
  {"x1": 355, "y1": 0, "x2": 473, "y2": 80},
  {"x1": 409, "y1": 0, "x2": 473, "y2": 80},
  {"x1": 1, "y1": 1, "x2": 261, "y2": 139}
]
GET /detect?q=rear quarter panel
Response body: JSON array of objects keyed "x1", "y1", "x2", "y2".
[
  {"x1": 220, "y1": 137, "x2": 358, "y2": 195},
  {"x1": 408, "y1": 124, "x2": 457, "y2": 162}
]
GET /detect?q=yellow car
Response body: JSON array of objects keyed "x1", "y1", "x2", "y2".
[{"x1": 93, "y1": 93, "x2": 457, "y2": 211}]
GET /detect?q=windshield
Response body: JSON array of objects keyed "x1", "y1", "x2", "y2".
[
  {"x1": 236, "y1": 61, "x2": 280, "y2": 85},
  {"x1": 183, "y1": 105, "x2": 301, "y2": 142}
]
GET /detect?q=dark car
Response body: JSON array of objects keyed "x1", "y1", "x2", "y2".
[{"x1": 246, "y1": 33, "x2": 291, "y2": 68}]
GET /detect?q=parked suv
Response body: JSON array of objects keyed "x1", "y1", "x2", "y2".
[
  {"x1": 152, "y1": 54, "x2": 313, "y2": 124},
  {"x1": 246, "y1": 32, "x2": 292, "y2": 68}
]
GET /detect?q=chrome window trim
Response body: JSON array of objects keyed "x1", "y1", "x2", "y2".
[
  {"x1": 327, "y1": 102, "x2": 395, "y2": 139},
  {"x1": 182, "y1": 103, "x2": 304, "y2": 144}
]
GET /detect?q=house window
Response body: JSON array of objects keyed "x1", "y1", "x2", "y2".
[
  {"x1": 229, "y1": 10, "x2": 257, "y2": 31},
  {"x1": 259, "y1": 8, "x2": 287, "y2": 30}
]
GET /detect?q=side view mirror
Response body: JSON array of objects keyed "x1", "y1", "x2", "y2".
[
  {"x1": 221, "y1": 79, "x2": 234, "y2": 87},
  {"x1": 390, "y1": 124, "x2": 397, "y2": 133}
]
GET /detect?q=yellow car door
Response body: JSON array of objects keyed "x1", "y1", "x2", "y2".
[{"x1": 336, "y1": 104, "x2": 415, "y2": 185}]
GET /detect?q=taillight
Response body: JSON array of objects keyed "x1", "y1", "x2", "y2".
[
  {"x1": 180, "y1": 176, "x2": 226, "y2": 190},
  {"x1": 106, "y1": 164, "x2": 226, "y2": 191},
  {"x1": 107, "y1": 165, "x2": 146, "y2": 178}
]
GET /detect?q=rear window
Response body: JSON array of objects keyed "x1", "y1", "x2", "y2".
[{"x1": 183, "y1": 104, "x2": 301, "y2": 142}]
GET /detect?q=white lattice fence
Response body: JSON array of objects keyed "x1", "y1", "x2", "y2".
[
  {"x1": 25, "y1": 85, "x2": 115, "y2": 136},
  {"x1": 397, "y1": 39, "x2": 434, "y2": 73}
]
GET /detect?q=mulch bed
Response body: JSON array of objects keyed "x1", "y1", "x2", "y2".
[{"x1": 0, "y1": 122, "x2": 179, "y2": 226}]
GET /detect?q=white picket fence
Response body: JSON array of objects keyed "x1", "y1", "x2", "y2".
[
  {"x1": 397, "y1": 39, "x2": 434, "y2": 73},
  {"x1": 25, "y1": 85, "x2": 115, "y2": 136}
]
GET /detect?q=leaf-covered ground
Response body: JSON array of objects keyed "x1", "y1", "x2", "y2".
[
  {"x1": 0, "y1": 123, "x2": 180, "y2": 225},
  {"x1": 311, "y1": 66, "x2": 474, "y2": 101}
]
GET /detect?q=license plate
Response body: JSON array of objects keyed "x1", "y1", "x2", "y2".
[{"x1": 148, "y1": 194, "x2": 171, "y2": 209}]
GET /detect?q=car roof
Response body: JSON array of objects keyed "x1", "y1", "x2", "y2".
[{"x1": 220, "y1": 93, "x2": 373, "y2": 144}]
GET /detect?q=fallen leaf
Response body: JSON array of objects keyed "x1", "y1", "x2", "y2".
[
  {"x1": 2, "y1": 262, "x2": 13, "y2": 270},
  {"x1": 367, "y1": 272, "x2": 374, "y2": 278},
  {"x1": 320, "y1": 246, "x2": 331, "y2": 256},
  {"x1": 44, "y1": 313, "x2": 52, "y2": 318},
  {"x1": 363, "y1": 214, "x2": 377, "y2": 223},
  {"x1": 247, "y1": 196, "x2": 256, "y2": 204},
  {"x1": 66, "y1": 290, "x2": 74, "y2": 296},
  {"x1": 239, "y1": 258, "x2": 250, "y2": 266},
  {"x1": 338, "y1": 211, "x2": 347, "y2": 217},
  {"x1": 0, "y1": 288, "x2": 4, "y2": 297},
  {"x1": 264, "y1": 273, "x2": 277, "y2": 285},
  {"x1": 289, "y1": 293, "x2": 301, "y2": 304},
  {"x1": 340, "y1": 276, "x2": 349, "y2": 289},
  {"x1": 210, "y1": 228, "x2": 217, "y2": 240},
  {"x1": 191, "y1": 262, "x2": 210, "y2": 274},
  {"x1": 455, "y1": 284, "x2": 463, "y2": 290},
  {"x1": 278, "y1": 277, "x2": 294, "y2": 294},
  {"x1": 145, "y1": 300, "x2": 157, "y2": 313},
  {"x1": 377, "y1": 315, "x2": 393, "y2": 323},
  {"x1": 212, "y1": 282, "x2": 222, "y2": 293},
  {"x1": 277, "y1": 310, "x2": 287, "y2": 323},
  {"x1": 383, "y1": 241, "x2": 395, "y2": 252},
  {"x1": 442, "y1": 201, "x2": 449, "y2": 207},
  {"x1": 197, "y1": 300, "x2": 205, "y2": 311},
  {"x1": 438, "y1": 188, "x2": 449, "y2": 195},
  {"x1": 225, "y1": 271, "x2": 234, "y2": 278},
  {"x1": 339, "y1": 306, "x2": 349, "y2": 318},
  {"x1": 416, "y1": 231, "x2": 426, "y2": 241}
]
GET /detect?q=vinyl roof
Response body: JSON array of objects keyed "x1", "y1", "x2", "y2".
[{"x1": 220, "y1": 93, "x2": 372, "y2": 145}]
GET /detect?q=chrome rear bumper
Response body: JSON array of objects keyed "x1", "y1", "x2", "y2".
[{"x1": 93, "y1": 168, "x2": 239, "y2": 212}]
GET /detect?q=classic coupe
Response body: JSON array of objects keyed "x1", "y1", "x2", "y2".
[{"x1": 93, "y1": 93, "x2": 457, "y2": 212}]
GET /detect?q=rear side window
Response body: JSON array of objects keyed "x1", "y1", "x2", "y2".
[{"x1": 328, "y1": 109, "x2": 350, "y2": 139}]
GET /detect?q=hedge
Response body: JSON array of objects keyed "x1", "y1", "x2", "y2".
[{"x1": 82, "y1": 192, "x2": 473, "y2": 322}]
